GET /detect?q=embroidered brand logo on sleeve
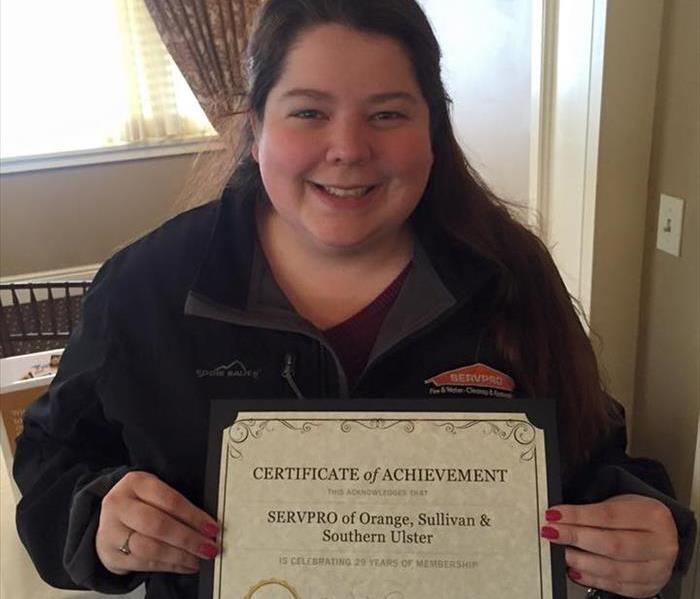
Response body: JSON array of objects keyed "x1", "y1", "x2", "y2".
[
  {"x1": 196, "y1": 360, "x2": 261, "y2": 379},
  {"x1": 425, "y1": 363, "x2": 515, "y2": 392}
]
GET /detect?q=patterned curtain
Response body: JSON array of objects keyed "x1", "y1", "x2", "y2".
[{"x1": 144, "y1": 0, "x2": 263, "y2": 131}]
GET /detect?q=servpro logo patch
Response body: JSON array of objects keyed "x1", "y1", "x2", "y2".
[{"x1": 425, "y1": 363, "x2": 515, "y2": 398}]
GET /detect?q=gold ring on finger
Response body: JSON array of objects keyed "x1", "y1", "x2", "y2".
[{"x1": 118, "y1": 530, "x2": 135, "y2": 556}]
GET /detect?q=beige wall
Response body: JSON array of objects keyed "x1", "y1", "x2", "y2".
[
  {"x1": 589, "y1": 0, "x2": 664, "y2": 419},
  {"x1": 632, "y1": 0, "x2": 700, "y2": 506},
  {"x1": 0, "y1": 154, "x2": 195, "y2": 277}
]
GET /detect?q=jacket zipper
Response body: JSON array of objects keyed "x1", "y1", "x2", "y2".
[
  {"x1": 319, "y1": 342, "x2": 327, "y2": 396},
  {"x1": 282, "y1": 353, "x2": 304, "y2": 399}
]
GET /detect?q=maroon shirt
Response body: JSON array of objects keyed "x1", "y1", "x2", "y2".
[{"x1": 324, "y1": 263, "x2": 411, "y2": 387}]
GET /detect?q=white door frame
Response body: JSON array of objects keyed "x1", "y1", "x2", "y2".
[{"x1": 529, "y1": 0, "x2": 608, "y2": 321}]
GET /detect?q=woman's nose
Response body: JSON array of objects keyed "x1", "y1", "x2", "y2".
[{"x1": 325, "y1": 120, "x2": 372, "y2": 165}]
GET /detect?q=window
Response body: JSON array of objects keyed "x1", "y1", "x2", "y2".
[{"x1": 0, "y1": 0, "x2": 217, "y2": 171}]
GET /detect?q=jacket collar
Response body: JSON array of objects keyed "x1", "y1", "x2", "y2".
[
  {"x1": 188, "y1": 189, "x2": 500, "y2": 335},
  {"x1": 190, "y1": 188, "x2": 257, "y2": 310}
]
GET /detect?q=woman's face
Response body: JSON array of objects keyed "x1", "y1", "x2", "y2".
[{"x1": 252, "y1": 24, "x2": 433, "y2": 254}]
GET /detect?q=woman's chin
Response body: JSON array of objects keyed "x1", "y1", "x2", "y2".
[
  {"x1": 308, "y1": 233, "x2": 376, "y2": 255},
  {"x1": 301, "y1": 219, "x2": 411, "y2": 258}
]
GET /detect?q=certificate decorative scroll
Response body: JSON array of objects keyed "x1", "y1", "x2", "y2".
[{"x1": 202, "y1": 404, "x2": 566, "y2": 599}]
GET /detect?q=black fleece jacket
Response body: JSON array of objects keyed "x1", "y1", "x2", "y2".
[{"x1": 13, "y1": 192, "x2": 696, "y2": 598}]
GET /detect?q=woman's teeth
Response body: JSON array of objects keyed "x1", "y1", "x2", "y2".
[{"x1": 319, "y1": 184, "x2": 373, "y2": 198}]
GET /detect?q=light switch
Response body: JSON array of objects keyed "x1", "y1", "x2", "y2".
[{"x1": 656, "y1": 194, "x2": 684, "y2": 257}]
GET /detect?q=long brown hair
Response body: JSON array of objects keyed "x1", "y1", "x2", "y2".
[{"x1": 195, "y1": 0, "x2": 620, "y2": 475}]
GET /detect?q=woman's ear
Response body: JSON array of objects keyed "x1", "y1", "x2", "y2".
[{"x1": 249, "y1": 111, "x2": 260, "y2": 162}]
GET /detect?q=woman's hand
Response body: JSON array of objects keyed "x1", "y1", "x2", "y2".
[
  {"x1": 96, "y1": 471, "x2": 220, "y2": 576},
  {"x1": 542, "y1": 494, "x2": 678, "y2": 598}
]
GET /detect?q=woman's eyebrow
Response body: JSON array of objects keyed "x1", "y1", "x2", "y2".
[
  {"x1": 367, "y1": 91, "x2": 417, "y2": 105},
  {"x1": 280, "y1": 88, "x2": 333, "y2": 101},
  {"x1": 279, "y1": 88, "x2": 417, "y2": 104}
]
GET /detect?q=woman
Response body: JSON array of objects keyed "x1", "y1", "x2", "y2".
[{"x1": 14, "y1": 1, "x2": 695, "y2": 598}]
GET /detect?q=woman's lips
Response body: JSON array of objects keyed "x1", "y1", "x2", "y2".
[{"x1": 308, "y1": 181, "x2": 380, "y2": 209}]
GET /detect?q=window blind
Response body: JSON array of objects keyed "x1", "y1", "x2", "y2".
[{"x1": 0, "y1": 0, "x2": 215, "y2": 160}]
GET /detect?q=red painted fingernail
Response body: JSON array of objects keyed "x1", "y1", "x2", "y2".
[
  {"x1": 202, "y1": 523, "x2": 219, "y2": 538},
  {"x1": 545, "y1": 509, "x2": 562, "y2": 522},
  {"x1": 199, "y1": 543, "x2": 219, "y2": 559},
  {"x1": 569, "y1": 570, "x2": 582, "y2": 581},
  {"x1": 540, "y1": 526, "x2": 559, "y2": 540}
]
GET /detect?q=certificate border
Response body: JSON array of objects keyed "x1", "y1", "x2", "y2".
[{"x1": 198, "y1": 398, "x2": 567, "y2": 599}]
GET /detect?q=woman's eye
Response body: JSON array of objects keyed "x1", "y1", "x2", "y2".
[
  {"x1": 373, "y1": 111, "x2": 405, "y2": 121},
  {"x1": 291, "y1": 109, "x2": 324, "y2": 119}
]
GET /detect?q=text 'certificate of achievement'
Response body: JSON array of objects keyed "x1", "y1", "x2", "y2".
[{"x1": 200, "y1": 399, "x2": 566, "y2": 599}]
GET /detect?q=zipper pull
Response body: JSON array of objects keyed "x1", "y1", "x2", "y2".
[{"x1": 281, "y1": 353, "x2": 304, "y2": 399}]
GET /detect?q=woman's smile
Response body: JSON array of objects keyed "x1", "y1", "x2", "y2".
[
  {"x1": 311, "y1": 182, "x2": 377, "y2": 197},
  {"x1": 307, "y1": 181, "x2": 381, "y2": 210}
]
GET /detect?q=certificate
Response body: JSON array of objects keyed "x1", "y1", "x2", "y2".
[{"x1": 199, "y1": 399, "x2": 567, "y2": 599}]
